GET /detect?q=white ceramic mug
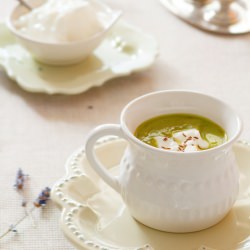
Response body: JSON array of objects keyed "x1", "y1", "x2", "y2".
[{"x1": 85, "y1": 90, "x2": 242, "y2": 233}]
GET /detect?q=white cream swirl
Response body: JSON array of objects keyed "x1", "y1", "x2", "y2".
[
  {"x1": 155, "y1": 129, "x2": 209, "y2": 152},
  {"x1": 14, "y1": 0, "x2": 106, "y2": 43}
]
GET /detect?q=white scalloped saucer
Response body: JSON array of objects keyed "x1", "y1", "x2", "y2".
[
  {"x1": 0, "y1": 21, "x2": 158, "y2": 94},
  {"x1": 51, "y1": 137, "x2": 250, "y2": 250}
]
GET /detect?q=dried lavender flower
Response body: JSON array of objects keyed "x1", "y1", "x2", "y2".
[
  {"x1": 9, "y1": 224, "x2": 17, "y2": 233},
  {"x1": 14, "y1": 168, "x2": 28, "y2": 190},
  {"x1": 34, "y1": 187, "x2": 51, "y2": 208}
]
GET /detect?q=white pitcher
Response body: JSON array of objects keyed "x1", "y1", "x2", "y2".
[{"x1": 85, "y1": 90, "x2": 242, "y2": 233}]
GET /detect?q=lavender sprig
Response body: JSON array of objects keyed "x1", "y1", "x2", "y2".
[{"x1": 0, "y1": 186, "x2": 51, "y2": 240}]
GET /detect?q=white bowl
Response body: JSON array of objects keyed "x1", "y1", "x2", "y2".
[{"x1": 7, "y1": 0, "x2": 121, "y2": 65}]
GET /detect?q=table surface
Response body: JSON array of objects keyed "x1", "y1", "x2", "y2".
[{"x1": 0, "y1": 0, "x2": 250, "y2": 249}]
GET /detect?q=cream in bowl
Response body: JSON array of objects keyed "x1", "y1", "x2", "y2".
[{"x1": 7, "y1": 0, "x2": 121, "y2": 65}]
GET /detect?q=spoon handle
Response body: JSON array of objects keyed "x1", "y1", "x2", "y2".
[{"x1": 17, "y1": 0, "x2": 33, "y2": 10}]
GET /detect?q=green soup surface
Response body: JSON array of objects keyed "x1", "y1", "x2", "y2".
[{"x1": 134, "y1": 113, "x2": 227, "y2": 151}]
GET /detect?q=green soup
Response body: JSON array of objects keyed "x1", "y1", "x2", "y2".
[{"x1": 134, "y1": 113, "x2": 227, "y2": 151}]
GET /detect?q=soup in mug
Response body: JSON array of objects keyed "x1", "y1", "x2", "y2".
[{"x1": 134, "y1": 113, "x2": 227, "y2": 152}]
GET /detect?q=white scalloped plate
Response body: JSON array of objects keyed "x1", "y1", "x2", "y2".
[
  {"x1": 0, "y1": 21, "x2": 158, "y2": 94},
  {"x1": 51, "y1": 137, "x2": 250, "y2": 250}
]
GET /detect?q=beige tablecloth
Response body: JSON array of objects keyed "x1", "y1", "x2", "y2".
[{"x1": 0, "y1": 0, "x2": 250, "y2": 249}]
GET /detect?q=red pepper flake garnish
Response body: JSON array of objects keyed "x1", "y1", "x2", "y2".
[
  {"x1": 184, "y1": 136, "x2": 192, "y2": 144},
  {"x1": 194, "y1": 136, "x2": 199, "y2": 139},
  {"x1": 163, "y1": 137, "x2": 168, "y2": 141},
  {"x1": 182, "y1": 133, "x2": 187, "y2": 137},
  {"x1": 178, "y1": 144, "x2": 186, "y2": 152},
  {"x1": 162, "y1": 146, "x2": 171, "y2": 150}
]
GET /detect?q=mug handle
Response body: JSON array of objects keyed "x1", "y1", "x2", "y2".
[{"x1": 85, "y1": 124, "x2": 125, "y2": 194}]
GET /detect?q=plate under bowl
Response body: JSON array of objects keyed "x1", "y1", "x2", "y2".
[{"x1": 51, "y1": 137, "x2": 250, "y2": 250}]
